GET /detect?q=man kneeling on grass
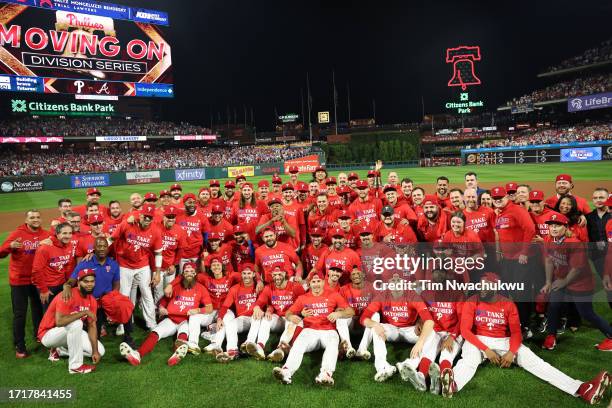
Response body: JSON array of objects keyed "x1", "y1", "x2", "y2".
[{"x1": 120, "y1": 262, "x2": 213, "y2": 366}]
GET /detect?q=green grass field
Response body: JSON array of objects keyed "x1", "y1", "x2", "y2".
[{"x1": 0, "y1": 162, "x2": 610, "y2": 407}]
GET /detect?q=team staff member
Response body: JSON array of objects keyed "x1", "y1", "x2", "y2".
[
  {"x1": 38, "y1": 269, "x2": 103, "y2": 374},
  {"x1": 0, "y1": 209, "x2": 51, "y2": 358},
  {"x1": 545, "y1": 174, "x2": 591, "y2": 215},
  {"x1": 32, "y1": 223, "x2": 75, "y2": 312}
]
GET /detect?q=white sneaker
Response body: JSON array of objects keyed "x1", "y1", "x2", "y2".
[
  {"x1": 204, "y1": 343, "x2": 222, "y2": 356},
  {"x1": 187, "y1": 342, "x2": 201, "y2": 355},
  {"x1": 200, "y1": 331, "x2": 214, "y2": 342},
  {"x1": 273, "y1": 367, "x2": 292, "y2": 384},
  {"x1": 429, "y1": 362, "x2": 441, "y2": 395},
  {"x1": 116, "y1": 324, "x2": 125, "y2": 336},
  {"x1": 355, "y1": 349, "x2": 371, "y2": 360},
  {"x1": 119, "y1": 342, "x2": 141, "y2": 366},
  {"x1": 246, "y1": 342, "x2": 266, "y2": 360},
  {"x1": 167, "y1": 344, "x2": 188, "y2": 366},
  {"x1": 315, "y1": 370, "x2": 335, "y2": 386},
  {"x1": 374, "y1": 365, "x2": 397, "y2": 382},
  {"x1": 398, "y1": 362, "x2": 426, "y2": 391}
]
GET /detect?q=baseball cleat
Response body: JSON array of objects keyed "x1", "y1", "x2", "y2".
[
  {"x1": 69, "y1": 364, "x2": 96, "y2": 374},
  {"x1": 116, "y1": 324, "x2": 125, "y2": 336},
  {"x1": 204, "y1": 343, "x2": 222, "y2": 355},
  {"x1": 557, "y1": 318, "x2": 567, "y2": 335},
  {"x1": 200, "y1": 331, "x2": 215, "y2": 342},
  {"x1": 355, "y1": 349, "x2": 371, "y2": 360},
  {"x1": 246, "y1": 342, "x2": 266, "y2": 360},
  {"x1": 346, "y1": 347, "x2": 357, "y2": 359},
  {"x1": 119, "y1": 342, "x2": 141, "y2": 366},
  {"x1": 315, "y1": 370, "x2": 335, "y2": 386},
  {"x1": 578, "y1": 371, "x2": 610, "y2": 405},
  {"x1": 374, "y1": 365, "x2": 397, "y2": 382},
  {"x1": 267, "y1": 348, "x2": 285, "y2": 362},
  {"x1": 48, "y1": 348, "x2": 60, "y2": 362},
  {"x1": 537, "y1": 317, "x2": 548, "y2": 334},
  {"x1": 239, "y1": 342, "x2": 249, "y2": 354},
  {"x1": 100, "y1": 324, "x2": 108, "y2": 338},
  {"x1": 168, "y1": 344, "x2": 188, "y2": 366},
  {"x1": 542, "y1": 334, "x2": 557, "y2": 350},
  {"x1": 273, "y1": 367, "x2": 292, "y2": 384},
  {"x1": 429, "y1": 362, "x2": 441, "y2": 395},
  {"x1": 188, "y1": 343, "x2": 201, "y2": 355},
  {"x1": 441, "y1": 368, "x2": 456, "y2": 399},
  {"x1": 216, "y1": 349, "x2": 238, "y2": 363},
  {"x1": 16, "y1": 349, "x2": 29, "y2": 359},
  {"x1": 339, "y1": 340, "x2": 350, "y2": 358},
  {"x1": 595, "y1": 338, "x2": 612, "y2": 351},
  {"x1": 398, "y1": 362, "x2": 426, "y2": 391}
]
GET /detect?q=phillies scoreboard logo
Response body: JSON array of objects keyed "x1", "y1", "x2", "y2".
[{"x1": 444, "y1": 45, "x2": 485, "y2": 114}]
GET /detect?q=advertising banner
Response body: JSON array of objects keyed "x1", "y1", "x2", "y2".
[
  {"x1": 568, "y1": 92, "x2": 612, "y2": 112},
  {"x1": 0, "y1": 1, "x2": 172, "y2": 98},
  {"x1": 174, "y1": 168, "x2": 206, "y2": 182},
  {"x1": 283, "y1": 154, "x2": 320, "y2": 174},
  {"x1": 0, "y1": 136, "x2": 63, "y2": 143},
  {"x1": 70, "y1": 174, "x2": 110, "y2": 188},
  {"x1": 561, "y1": 147, "x2": 602, "y2": 162},
  {"x1": 95, "y1": 136, "x2": 147, "y2": 142},
  {"x1": 126, "y1": 171, "x2": 160, "y2": 185},
  {"x1": 173, "y1": 135, "x2": 217, "y2": 141},
  {"x1": 227, "y1": 166, "x2": 255, "y2": 178},
  {"x1": 0, "y1": 176, "x2": 44, "y2": 193}
]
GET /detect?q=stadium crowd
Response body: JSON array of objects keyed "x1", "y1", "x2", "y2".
[
  {"x1": 0, "y1": 118, "x2": 212, "y2": 138},
  {"x1": 545, "y1": 38, "x2": 612, "y2": 72},
  {"x1": 505, "y1": 74, "x2": 612, "y2": 107},
  {"x1": 1, "y1": 164, "x2": 611, "y2": 403},
  {"x1": 0, "y1": 146, "x2": 313, "y2": 176}
]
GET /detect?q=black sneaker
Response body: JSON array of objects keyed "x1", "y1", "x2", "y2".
[
  {"x1": 536, "y1": 317, "x2": 548, "y2": 334},
  {"x1": 557, "y1": 318, "x2": 567, "y2": 335}
]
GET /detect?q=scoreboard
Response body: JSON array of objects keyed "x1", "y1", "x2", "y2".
[
  {"x1": 466, "y1": 148, "x2": 556, "y2": 165},
  {"x1": 462, "y1": 142, "x2": 612, "y2": 165}
]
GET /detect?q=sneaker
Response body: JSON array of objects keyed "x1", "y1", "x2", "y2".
[
  {"x1": 557, "y1": 318, "x2": 567, "y2": 335},
  {"x1": 246, "y1": 342, "x2": 266, "y2": 360},
  {"x1": 374, "y1": 365, "x2": 397, "y2": 382},
  {"x1": 542, "y1": 334, "x2": 556, "y2": 350},
  {"x1": 16, "y1": 348, "x2": 29, "y2": 359},
  {"x1": 100, "y1": 324, "x2": 108, "y2": 338},
  {"x1": 69, "y1": 364, "x2": 96, "y2": 374},
  {"x1": 272, "y1": 367, "x2": 292, "y2": 384},
  {"x1": 397, "y1": 362, "x2": 426, "y2": 391},
  {"x1": 216, "y1": 349, "x2": 238, "y2": 363},
  {"x1": 536, "y1": 316, "x2": 548, "y2": 334},
  {"x1": 339, "y1": 340, "x2": 350, "y2": 358},
  {"x1": 267, "y1": 348, "x2": 285, "y2": 362},
  {"x1": 578, "y1": 371, "x2": 610, "y2": 405},
  {"x1": 123, "y1": 335, "x2": 137, "y2": 350},
  {"x1": 200, "y1": 331, "x2": 214, "y2": 342},
  {"x1": 204, "y1": 343, "x2": 222, "y2": 355},
  {"x1": 355, "y1": 349, "x2": 371, "y2": 360},
  {"x1": 168, "y1": 344, "x2": 188, "y2": 366},
  {"x1": 187, "y1": 343, "x2": 201, "y2": 356},
  {"x1": 522, "y1": 327, "x2": 533, "y2": 340},
  {"x1": 595, "y1": 338, "x2": 612, "y2": 352},
  {"x1": 239, "y1": 342, "x2": 249, "y2": 354},
  {"x1": 441, "y1": 368, "x2": 456, "y2": 399},
  {"x1": 116, "y1": 324, "x2": 125, "y2": 336},
  {"x1": 314, "y1": 370, "x2": 335, "y2": 386},
  {"x1": 48, "y1": 348, "x2": 60, "y2": 362},
  {"x1": 346, "y1": 347, "x2": 356, "y2": 359},
  {"x1": 429, "y1": 362, "x2": 441, "y2": 395},
  {"x1": 119, "y1": 342, "x2": 141, "y2": 366}
]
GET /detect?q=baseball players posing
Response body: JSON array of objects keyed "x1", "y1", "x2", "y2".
[
  {"x1": 273, "y1": 272, "x2": 354, "y2": 385},
  {"x1": 442, "y1": 273, "x2": 610, "y2": 404}
]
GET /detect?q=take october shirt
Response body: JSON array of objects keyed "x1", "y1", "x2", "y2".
[
  {"x1": 288, "y1": 291, "x2": 350, "y2": 330},
  {"x1": 111, "y1": 222, "x2": 162, "y2": 269}
]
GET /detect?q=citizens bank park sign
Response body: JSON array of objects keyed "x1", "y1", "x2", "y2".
[{"x1": 0, "y1": 0, "x2": 173, "y2": 98}]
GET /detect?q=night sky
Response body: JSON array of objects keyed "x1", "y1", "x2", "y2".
[{"x1": 12, "y1": 0, "x2": 612, "y2": 129}]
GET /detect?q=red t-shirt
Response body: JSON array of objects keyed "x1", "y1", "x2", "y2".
[
  {"x1": 421, "y1": 290, "x2": 464, "y2": 335},
  {"x1": 111, "y1": 222, "x2": 162, "y2": 269},
  {"x1": 302, "y1": 243, "x2": 329, "y2": 272},
  {"x1": 375, "y1": 221, "x2": 418, "y2": 243},
  {"x1": 339, "y1": 284, "x2": 373, "y2": 317},
  {"x1": 349, "y1": 198, "x2": 383, "y2": 226},
  {"x1": 417, "y1": 212, "x2": 449, "y2": 243},
  {"x1": 543, "y1": 236, "x2": 592, "y2": 291},
  {"x1": 32, "y1": 237, "x2": 75, "y2": 292},
  {"x1": 194, "y1": 273, "x2": 241, "y2": 310},
  {"x1": 530, "y1": 208, "x2": 554, "y2": 238},
  {"x1": 315, "y1": 247, "x2": 362, "y2": 283},
  {"x1": 203, "y1": 243, "x2": 235, "y2": 273},
  {"x1": 230, "y1": 201, "x2": 269, "y2": 240},
  {"x1": 255, "y1": 282, "x2": 306, "y2": 316},
  {"x1": 288, "y1": 291, "x2": 350, "y2": 330},
  {"x1": 463, "y1": 206, "x2": 496, "y2": 243},
  {"x1": 38, "y1": 287, "x2": 97, "y2": 340},
  {"x1": 360, "y1": 293, "x2": 432, "y2": 328},
  {"x1": 218, "y1": 283, "x2": 258, "y2": 318},
  {"x1": 176, "y1": 210, "x2": 209, "y2": 259},
  {"x1": 0, "y1": 224, "x2": 51, "y2": 285},
  {"x1": 160, "y1": 224, "x2": 188, "y2": 269},
  {"x1": 160, "y1": 282, "x2": 212, "y2": 323},
  {"x1": 495, "y1": 202, "x2": 535, "y2": 259},
  {"x1": 208, "y1": 218, "x2": 234, "y2": 243},
  {"x1": 254, "y1": 242, "x2": 301, "y2": 283}
]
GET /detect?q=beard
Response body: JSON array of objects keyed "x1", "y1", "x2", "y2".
[
  {"x1": 182, "y1": 277, "x2": 195, "y2": 289},
  {"x1": 79, "y1": 286, "x2": 93, "y2": 296}
]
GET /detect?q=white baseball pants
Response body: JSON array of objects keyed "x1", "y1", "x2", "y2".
[
  {"x1": 336, "y1": 314, "x2": 376, "y2": 353},
  {"x1": 188, "y1": 311, "x2": 217, "y2": 346},
  {"x1": 41, "y1": 320, "x2": 105, "y2": 371},
  {"x1": 373, "y1": 324, "x2": 424, "y2": 372},
  {"x1": 252, "y1": 314, "x2": 290, "y2": 347},
  {"x1": 153, "y1": 269, "x2": 176, "y2": 304},
  {"x1": 153, "y1": 318, "x2": 188, "y2": 340},
  {"x1": 284, "y1": 328, "x2": 339, "y2": 375},
  {"x1": 221, "y1": 310, "x2": 258, "y2": 351},
  {"x1": 454, "y1": 335, "x2": 582, "y2": 395},
  {"x1": 119, "y1": 266, "x2": 156, "y2": 329}
]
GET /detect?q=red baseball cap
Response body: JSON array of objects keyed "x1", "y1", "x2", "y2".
[
  {"x1": 140, "y1": 205, "x2": 156, "y2": 217},
  {"x1": 239, "y1": 263, "x2": 255, "y2": 272},
  {"x1": 327, "y1": 259, "x2": 344, "y2": 271},
  {"x1": 329, "y1": 227, "x2": 345, "y2": 238},
  {"x1": 529, "y1": 190, "x2": 544, "y2": 202},
  {"x1": 163, "y1": 206, "x2": 179, "y2": 216},
  {"x1": 272, "y1": 176, "x2": 282, "y2": 184},
  {"x1": 268, "y1": 197, "x2": 282, "y2": 206},
  {"x1": 225, "y1": 180, "x2": 236, "y2": 188},
  {"x1": 367, "y1": 170, "x2": 378, "y2": 177},
  {"x1": 505, "y1": 183, "x2": 518, "y2": 193},
  {"x1": 297, "y1": 182, "x2": 308, "y2": 192},
  {"x1": 556, "y1": 174, "x2": 572, "y2": 183},
  {"x1": 337, "y1": 185, "x2": 352, "y2": 195},
  {"x1": 545, "y1": 212, "x2": 569, "y2": 225},
  {"x1": 241, "y1": 182, "x2": 254, "y2": 190},
  {"x1": 348, "y1": 172, "x2": 359, "y2": 180},
  {"x1": 182, "y1": 193, "x2": 196, "y2": 203},
  {"x1": 325, "y1": 177, "x2": 337, "y2": 185},
  {"x1": 86, "y1": 187, "x2": 102, "y2": 196},
  {"x1": 481, "y1": 272, "x2": 500, "y2": 283},
  {"x1": 336, "y1": 210, "x2": 352, "y2": 220},
  {"x1": 209, "y1": 179, "x2": 220, "y2": 187},
  {"x1": 358, "y1": 225, "x2": 373, "y2": 235},
  {"x1": 383, "y1": 184, "x2": 397, "y2": 193},
  {"x1": 77, "y1": 268, "x2": 96, "y2": 280},
  {"x1": 282, "y1": 182, "x2": 294, "y2": 191},
  {"x1": 314, "y1": 166, "x2": 326, "y2": 173},
  {"x1": 258, "y1": 180, "x2": 270, "y2": 188},
  {"x1": 159, "y1": 189, "x2": 171, "y2": 197},
  {"x1": 198, "y1": 187, "x2": 210, "y2": 195},
  {"x1": 233, "y1": 224, "x2": 247, "y2": 234},
  {"x1": 170, "y1": 183, "x2": 182, "y2": 191},
  {"x1": 308, "y1": 271, "x2": 324, "y2": 281},
  {"x1": 205, "y1": 255, "x2": 222, "y2": 267},
  {"x1": 208, "y1": 232, "x2": 221, "y2": 241},
  {"x1": 604, "y1": 195, "x2": 612, "y2": 207},
  {"x1": 309, "y1": 227, "x2": 323, "y2": 237},
  {"x1": 288, "y1": 166, "x2": 299, "y2": 174},
  {"x1": 355, "y1": 180, "x2": 369, "y2": 189},
  {"x1": 235, "y1": 175, "x2": 247, "y2": 182},
  {"x1": 490, "y1": 186, "x2": 507, "y2": 199},
  {"x1": 144, "y1": 192, "x2": 158, "y2": 201},
  {"x1": 89, "y1": 214, "x2": 104, "y2": 224},
  {"x1": 183, "y1": 262, "x2": 198, "y2": 272},
  {"x1": 422, "y1": 195, "x2": 439, "y2": 206},
  {"x1": 211, "y1": 204, "x2": 224, "y2": 214}
]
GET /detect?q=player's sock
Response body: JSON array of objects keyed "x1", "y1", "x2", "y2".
[
  {"x1": 138, "y1": 332, "x2": 159, "y2": 357},
  {"x1": 440, "y1": 359, "x2": 452, "y2": 371},
  {"x1": 178, "y1": 333, "x2": 188, "y2": 342},
  {"x1": 289, "y1": 327, "x2": 303, "y2": 345},
  {"x1": 418, "y1": 358, "x2": 432, "y2": 378}
]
